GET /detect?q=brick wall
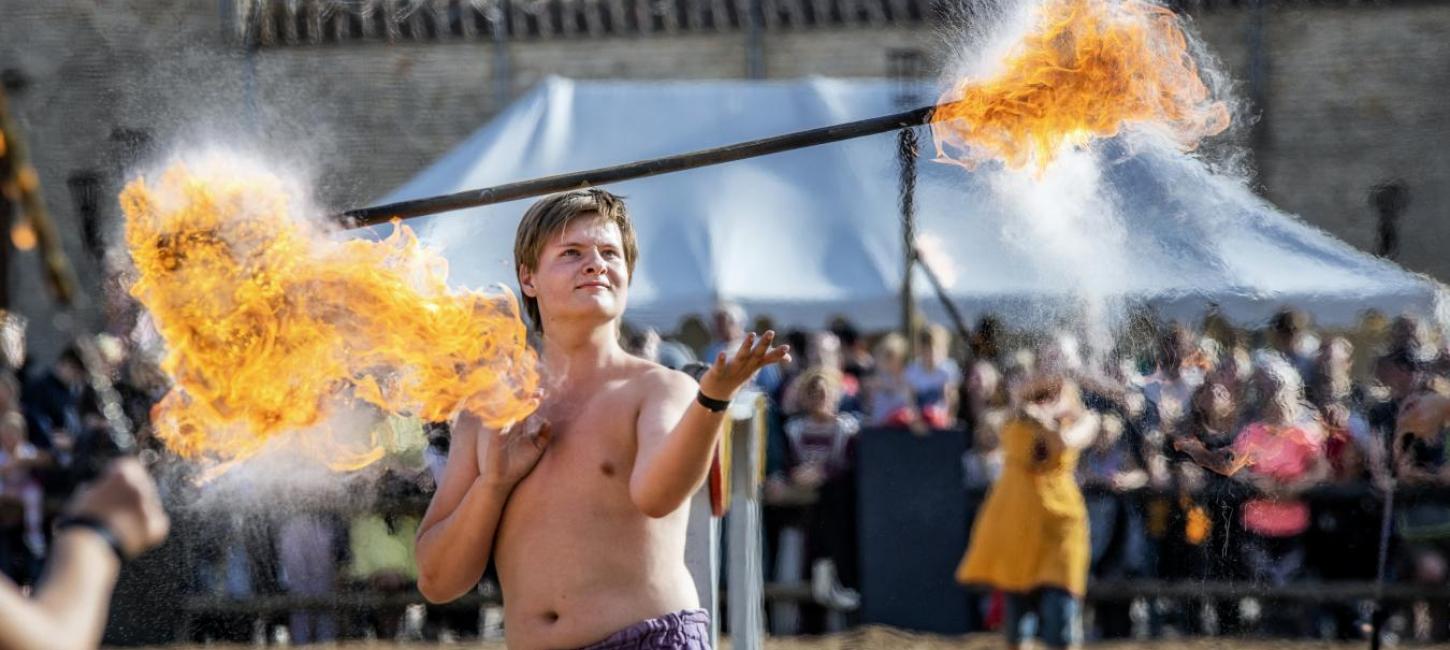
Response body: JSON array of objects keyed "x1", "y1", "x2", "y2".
[{"x1": 3, "y1": 0, "x2": 1450, "y2": 358}]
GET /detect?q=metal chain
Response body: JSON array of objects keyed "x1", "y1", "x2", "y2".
[{"x1": 897, "y1": 126, "x2": 919, "y2": 343}]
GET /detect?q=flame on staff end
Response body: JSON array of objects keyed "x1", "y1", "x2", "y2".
[
  {"x1": 122, "y1": 160, "x2": 539, "y2": 472},
  {"x1": 931, "y1": 0, "x2": 1230, "y2": 172}
]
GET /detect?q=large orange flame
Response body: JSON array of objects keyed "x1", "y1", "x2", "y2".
[
  {"x1": 122, "y1": 161, "x2": 539, "y2": 470},
  {"x1": 931, "y1": 0, "x2": 1230, "y2": 172}
]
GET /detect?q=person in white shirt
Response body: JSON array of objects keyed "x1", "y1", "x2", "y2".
[{"x1": 904, "y1": 324, "x2": 961, "y2": 430}]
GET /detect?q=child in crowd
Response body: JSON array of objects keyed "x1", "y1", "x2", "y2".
[
  {"x1": 864, "y1": 333, "x2": 924, "y2": 432},
  {"x1": 783, "y1": 368, "x2": 861, "y2": 615},
  {"x1": 905, "y1": 325, "x2": 961, "y2": 430}
]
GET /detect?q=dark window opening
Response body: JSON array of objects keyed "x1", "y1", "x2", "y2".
[
  {"x1": 66, "y1": 171, "x2": 104, "y2": 261},
  {"x1": 1370, "y1": 180, "x2": 1410, "y2": 260}
]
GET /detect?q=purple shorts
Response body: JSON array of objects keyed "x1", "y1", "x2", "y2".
[{"x1": 575, "y1": 610, "x2": 712, "y2": 650}]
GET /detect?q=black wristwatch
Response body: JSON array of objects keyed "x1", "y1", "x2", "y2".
[
  {"x1": 54, "y1": 515, "x2": 128, "y2": 563},
  {"x1": 696, "y1": 390, "x2": 731, "y2": 413}
]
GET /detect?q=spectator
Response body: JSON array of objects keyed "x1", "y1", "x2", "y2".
[
  {"x1": 1368, "y1": 350, "x2": 1424, "y2": 448},
  {"x1": 829, "y1": 319, "x2": 875, "y2": 385},
  {"x1": 116, "y1": 353, "x2": 168, "y2": 448},
  {"x1": 21, "y1": 347, "x2": 90, "y2": 451},
  {"x1": 346, "y1": 468, "x2": 429, "y2": 640},
  {"x1": 782, "y1": 368, "x2": 861, "y2": 617},
  {"x1": 905, "y1": 324, "x2": 961, "y2": 430},
  {"x1": 784, "y1": 368, "x2": 857, "y2": 484},
  {"x1": 961, "y1": 358, "x2": 1008, "y2": 488},
  {"x1": 623, "y1": 326, "x2": 662, "y2": 363},
  {"x1": 1077, "y1": 412, "x2": 1147, "y2": 639},
  {"x1": 0, "y1": 412, "x2": 47, "y2": 585},
  {"x1": 1180, "y1": 362, "x2": 1327, "y2": 635},
  {"x1": 1389, "y1": 389, "x2": 1450, "y2": 641},
  {"x1": 1140, "y1": 323, "x2": 1202, "y2": 425},
  {"x1": 1388, "y1": 314, "x2": 1435, "y2": 366},
  {"x1": 1267, "y1": 308, "x2": 1318, "y2": 382},
  {"x1": 863, "y1": 334, "x2": 923, "y2": 432},
  {"x1": 0, "y1": 371, "x2": 19, "y2": 415},
  {"x1": 1173, "y1": 379, "x2": 1241, "y2": 475},
  {"x1": 705, "y1": 302, "x2": 782, "y2": 395},
  {"x1": 1307, "y1": 337, "x2": 1356, "y2": 410},
  {"x1": 277, "y1": 511, "x2": 345, "y2": 643},
  {"x1": 969, "y1": 315, "x2": 1003, "y2": 365},
  {"x1": 957, "y1": 375, "x2": 1099, "y2": 650},
  {"x1": 780, "y1": 331, "x2": 857, "y2": 416},
  {"x1": 962, "y1": 327, "x2": 1008, "y2": 438},
  {"x1": 1308, "y1": 338, "x2": 1374, "y2": 482},
  {"x1": 1305, "y1": 338, "x2": 1381, "y2": 639},
  {"x1": 1167, "y1": 377, "x2": 1245, "y2": 633},
  {"x1": 348, "y1": 512, "x2": 422, "y2": 639}
]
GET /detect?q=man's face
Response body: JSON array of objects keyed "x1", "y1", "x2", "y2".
[{"x1": 519, "y1": 215, "x2": 630, "y2": 331}]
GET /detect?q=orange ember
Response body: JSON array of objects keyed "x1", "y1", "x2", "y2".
[
  {"x1": 931, "y1": 0, "x2": 1230, "y2": 172},
  {"x1": 122, "y1": 162, "x2": 539, "y2": 470},
  {"x1": 9, "y1": 219, "x2": 35, "y2": 251}
]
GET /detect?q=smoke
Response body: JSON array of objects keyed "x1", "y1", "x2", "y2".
[
  {"x1": 990, "y1": 148, "x2": 1128, "y2": 356},
  {"x1": 180, "y1": 408, "x2": 429, "y2": 513},
  {"x1": 931, "y1": 0, "x2": 1258, "y2": 365}
]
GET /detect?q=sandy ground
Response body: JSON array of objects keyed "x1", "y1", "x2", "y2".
[
  {"x1": 745, "y1": 627, "x2": 1366, "y2": 649},
  {"x1": 177, "y1": 630, "x2": 1369, "y2": 649}
]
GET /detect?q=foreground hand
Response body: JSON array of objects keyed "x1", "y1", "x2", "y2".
[
  {"x1": 67, "y1": 458, "x2": 170, "y2": 558},
  {"x1": 700, "y1": 330, "x2": 792, "y2": 400},
  {"x1": 476, "y1": 413, "x2": 551, "y2": 493}
]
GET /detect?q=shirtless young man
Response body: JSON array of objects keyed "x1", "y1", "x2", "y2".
[{"x1": 415, "y1": 189, "x2": 789, "y2": 650}]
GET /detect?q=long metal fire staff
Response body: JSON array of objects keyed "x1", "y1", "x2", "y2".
[{"x1": 339, "y1": 102, "x2": 958, "y2": 226}]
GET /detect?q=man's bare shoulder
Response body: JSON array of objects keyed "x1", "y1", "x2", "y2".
[{"x1": 620, "y1": 357, "x2": 696, "y2": 405}]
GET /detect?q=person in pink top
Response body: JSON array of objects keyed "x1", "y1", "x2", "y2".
[
  {"x1": 1232, "y1": 418, "x2": 1324, "y2": 539},
  {"x1": 1177, "y1": 359, "x2": 1327, "y2": 635}
]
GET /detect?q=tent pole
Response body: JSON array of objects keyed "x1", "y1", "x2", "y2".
[
  {"x1": 1369, "y1": 474, "x2": 1397, "y2": 650},
  {"x1": 912, "y1": 251, "x2": 972, "y2": 349}
]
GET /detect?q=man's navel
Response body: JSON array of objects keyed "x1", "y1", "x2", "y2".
[{"x1": 600, "y1": 461, "x2": 616, "y2": 477}]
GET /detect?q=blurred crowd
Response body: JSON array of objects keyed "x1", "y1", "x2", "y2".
[
  {"x1": 0, "y1": 320, "x2": 441, "y2": 644},
  {"x1": 5, "y1": 301, "x2": 1449, "y2": 644},
  {"x1": 0, "y1": 324, "x2": 168, "y2": 589},
  {"x1": 634, "y1": 303, "x2": 1450, "y2": 643}
]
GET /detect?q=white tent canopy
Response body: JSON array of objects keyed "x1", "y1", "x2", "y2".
[{"x1": 378, "y1": 77, "x2": 1443, "y2": 331}]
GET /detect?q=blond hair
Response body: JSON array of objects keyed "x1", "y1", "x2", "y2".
[
  {"x1": 875, "y1": 332, "x2": 909, "y2": 361},
  {"x1": 918, "y1": 323, "x2": 950, "y2": 355},
  {"x1": 513, "y1": 189, "x2": 639, "y2": 332}
]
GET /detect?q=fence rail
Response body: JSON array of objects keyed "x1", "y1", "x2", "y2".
[{"x1": 175, "y1": 579, "x2": 1450, "y2": 639}]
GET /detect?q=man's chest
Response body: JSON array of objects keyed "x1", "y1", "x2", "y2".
[{"x1": 517, "y1": 387, "x2": 643, "y2": 494}]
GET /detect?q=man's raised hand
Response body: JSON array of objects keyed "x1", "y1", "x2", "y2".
[{"x1": 699, "y1": 330, "x2": 792, "y2": 400}]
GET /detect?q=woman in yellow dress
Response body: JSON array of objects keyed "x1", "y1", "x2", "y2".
[{"x1": 957, "y1": 375, "x2": 1098, "y2": 649}]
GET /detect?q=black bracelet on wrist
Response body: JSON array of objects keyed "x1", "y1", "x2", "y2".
[
  {"x1": 54, "y1": 515, "x2": 127, "y2": 563},
  {"x1": 696, "y1": 390, "x2": 731, "y2": 413}
]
